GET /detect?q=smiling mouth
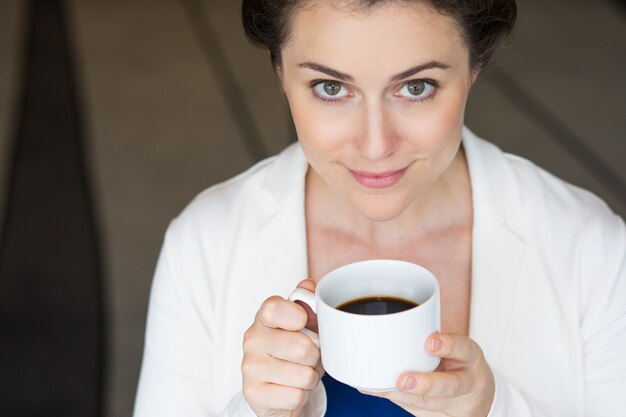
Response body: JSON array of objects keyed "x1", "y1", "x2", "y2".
[{"x1": 348, "y1": 167, "x2": 409, "y2": 189}]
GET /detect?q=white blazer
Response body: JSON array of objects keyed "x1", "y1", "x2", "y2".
[{"x1": 133, "y1": 128, "x2": 626, "y2": 417}]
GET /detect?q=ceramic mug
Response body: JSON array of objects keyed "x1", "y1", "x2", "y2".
[{"x1": 289, "y1": 259, "x2": 441, "y2": 391}]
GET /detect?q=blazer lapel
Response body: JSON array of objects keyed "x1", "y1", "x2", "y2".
[
  {"x1": 258, "y1": 144, "x2": 310, "y2": 297},
  {"x1": 463, "y1": 128, "x2": 526, "y2": 367},
  {"x1": 259, "y1": 194, "x2": 309, "y2": 297},
  {"x1": 469, "y1": 207, "x2": 525, "y2": 366}
]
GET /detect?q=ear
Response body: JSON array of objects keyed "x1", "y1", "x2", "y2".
[
  {"x1": 470, "y1": 67, "x2": 481, "y2": 85},
  {"x1": 275, "y1": 65, "x2": 288, "y2": 96}
]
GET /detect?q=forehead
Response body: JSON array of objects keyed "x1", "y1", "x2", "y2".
[{"x1": 282, "y1": 1, "x2": 468, "y2": 75}]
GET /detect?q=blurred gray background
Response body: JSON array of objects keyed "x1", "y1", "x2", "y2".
[{"x1": 0, "y1": 0, "x2": 624, "y2": 416}]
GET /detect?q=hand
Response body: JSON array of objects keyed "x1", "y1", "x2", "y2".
[
  {"x1": 242, "y1": 280, "x2": 322, "y2": 417},
  {"x1": 362, "y1": 333, "x2": 495, "y2": 417}
]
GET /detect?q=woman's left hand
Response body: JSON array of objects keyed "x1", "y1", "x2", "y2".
[{"x1": 362, "y1": 333, "x2": 495, "y2": 417}]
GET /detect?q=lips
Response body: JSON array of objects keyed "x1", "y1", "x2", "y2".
[{"x1": 349, "y1": 167, "x2": 408, "y2": 189}]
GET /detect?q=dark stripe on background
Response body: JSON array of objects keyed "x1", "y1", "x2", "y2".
[
  {"x1": 488, "y1": 67, "x2": 626, "y2": 206},
  {"x1": 180, "y1": 0, "x2": 269, "y2": 162},
  {"x1": 0, "y1": 0, "x2": 105, "y2": 416},
  {"x1": 606, "y1": 0, "x2": 626, "y2": 14}
]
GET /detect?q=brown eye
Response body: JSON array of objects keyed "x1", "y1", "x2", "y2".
[
  {"x1": 323, "y1": 81, "x2": 342, "y2": 96},
  {"x1": 407, "y1": 80, "x2": 426, "y2": 96}
]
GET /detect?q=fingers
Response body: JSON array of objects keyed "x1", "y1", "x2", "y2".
[
  {"x1": 296, "y1": 279, "x2": 317, "y2": 292},
  {"x1": 251, "y1": 294, "x2": 320, "y2": 365},
  {"x1": 363, "y1": 370, "x2": 467, "y2": 399},
  {"x1": 364, "y1": 369, "x2": 478, "y2": 412},
  {"x1": 363, "y1": 334, "x2": 494, "y2": 417},
  {"x1": 243, "y1": 381, "x2": 312, "y2": 412},
  {"x1": 243, "y1": 293, "x2": 323, "y2": 415},
  {"x1": 263, "y1": 328, "x2": 321, "y2": 367},
  {"x1": 361, "y1": 389, "x2": 446, "y2": 411},
  {"x1": 396, "y1": 370, "x2": 468, "y2": 398},
  {"x1": 427, "y1": 333, "x2": 481, "y2": 365},
  {"x1": 244, "y1": 354, "x2": 321, "y2": 390},
  {"x1": 295, "y1": 280, "x2": 319, "y2": 333},
  {"x1": 256, "y1": 295, "x2": 308, "y2": 331}
]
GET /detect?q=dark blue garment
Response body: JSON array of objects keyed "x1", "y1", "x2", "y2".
[{"x1": 322, "y1": 373, "x2": 413, "y2": 416}]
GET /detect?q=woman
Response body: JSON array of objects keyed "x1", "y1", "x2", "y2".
[{"x1": 133, "y1": 0, "x2": 626, "y2": 416}]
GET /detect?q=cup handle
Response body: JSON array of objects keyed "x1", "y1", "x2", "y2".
[{"x1": 288, "y1": 288, "x2": 320, "y2": 348}]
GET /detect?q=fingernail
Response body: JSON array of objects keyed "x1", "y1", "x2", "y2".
[
  {"x1": 431, "y1": 336, "x2": 442, "y2": 352},
  {"x1": 402, "y1": 375, "x2": 416, "y2": 390}
]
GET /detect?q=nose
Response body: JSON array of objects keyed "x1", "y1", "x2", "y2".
[{"x1": 357, "y1": 101, "x2": 398, "y2": 161}]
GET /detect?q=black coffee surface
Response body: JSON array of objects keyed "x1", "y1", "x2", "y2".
[{"x1": 337, "y1": 296, "x2": 418, "y2": 315}]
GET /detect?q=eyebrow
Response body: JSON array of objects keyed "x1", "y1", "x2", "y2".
[
  {"x1": 390, "y1": 61, "x2": 451, "y2": 82},
  {"x1": 298, "y1": 62, "x2": 354, "y2": 81},
  {"x1": 297, "y1": 61, "x2": 450, "y2": 83}
]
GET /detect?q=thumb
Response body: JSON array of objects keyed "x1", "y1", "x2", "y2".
[
  {"x1": 297, "y1": 279, "x2": 317, "y2": 292},
  {"x1": 294, "y1": 279, "x2": 318, "y2": 333}
]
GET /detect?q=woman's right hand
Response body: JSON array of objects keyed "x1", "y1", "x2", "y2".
[{"x1": 242, "y1": 280, "x2": 322, "y2": 417}]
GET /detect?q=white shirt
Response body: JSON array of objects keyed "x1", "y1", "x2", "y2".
[{"x1": 133, "y1": 128, "x2": 626, "y2": 417}]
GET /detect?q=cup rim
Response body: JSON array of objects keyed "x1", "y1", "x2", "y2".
[{"x1": 315, "y1": 259, "x2": 439, "y2": 318}]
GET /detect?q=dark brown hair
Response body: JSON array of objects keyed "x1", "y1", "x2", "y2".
[{"x1": 242, "y1": 0, "x2": 516, "y2": 72}]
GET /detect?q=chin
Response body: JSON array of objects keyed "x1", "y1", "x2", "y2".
[{"x1": 352, "y1": 194, "x2": 411, "y2": 222}]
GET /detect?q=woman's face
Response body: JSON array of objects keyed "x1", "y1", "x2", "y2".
[{"x1": 280, "y1": 1, "x2": 473, "y2": 221}]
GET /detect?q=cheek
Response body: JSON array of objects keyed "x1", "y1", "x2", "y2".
[
  {"x1": 289, "y1": 95, "x2": 356, "y2": 154},
  {"x1": 394, "y1": 90, "x2": 467, "y2": 154}
]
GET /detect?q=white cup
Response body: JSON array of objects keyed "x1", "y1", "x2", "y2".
[{"x1": 289, "y1": 259, "x2": 441, "y2": 391}]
